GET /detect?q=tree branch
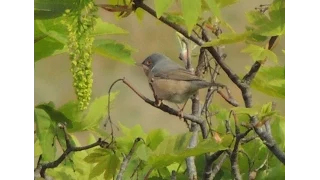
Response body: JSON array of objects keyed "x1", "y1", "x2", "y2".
[
  {"x1": 211, "y1": 152, "x2": 228, "y2": 178},
  {"x1": 203, "y1": 150, "x2": 225, "y2": 180},
  {"x1": 131, "y1": 0, "x2": 284, "y2": 164},
  {"x1": 38, "y1": 124, "x2": 109, "y2": 178},
  {"x1": 179, "y1": 34, "x2": 199, "y2": 180},
  {"x1": 116, "y1": 137, "x2": 143, "y2": 180}
]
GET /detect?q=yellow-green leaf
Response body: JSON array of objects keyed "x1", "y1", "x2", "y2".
[
  {"x1": 202, "y1": 31, "x2": 250, "y2": 47},
  {"x1": 246, "y1": 0, "x2": 285, "y2": 36},
  {"x1": 136, "y1": 144, "x2": 152, "y2": 161},
  {"x1": 204, "y1": 0, "x2": 221, "y2": 18},
  {"x1": 241, "y1": 44, "x2": 278, "y2": 63},
  {"x1": 216, "y1": 0, "x2": 238, "y2": 8},
  {"x1": 135, "y1": 7, "x2": 145, "y2": 21},
  {"x1": 93, "y1": 39, "x2": 136, "y2": 65},
  {"x1": 34, "y1": 138, "x2": 43, "y2": 157},
  {"x1": 89, "y1": 156, "x2": 109, "y2": 179},
  {"x1": 181, "y1": 0, "x2": 202, "y2": 35},
  {"x1": 104, "y1": 154, "x2": 120, "y2": 179},
  {"x1": 231, "y1": 107, "x2": 260, "y2": 116},
  {"x1": 148, "y1": 133, "x2": 226, "y2": 168},
  {"x1": 34, "y1": 108, "x2": 57, "y2": 161},
  {"x1": 93, "y1": 18, "x2": 128, "y2": 36},
  {"x1": 251, "y1": 66, "x2": 285, "y2": 99},
  {"x1": 154, "y1": 0, "x2": 175, "y2": 18}
]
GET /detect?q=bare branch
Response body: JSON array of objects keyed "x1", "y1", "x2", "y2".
[
  {"x1": 211, "y1": 152, "x2": 228, "y2": 178},
  {"x1": 38, "y1": 124, "x2": 109, "y2": 178},
  {"x1": 217, "y1": 88, "x2": 239, "y2": 107},
  {"x1": 117, "y1": 137, "x2": 143, "y2": 180}
]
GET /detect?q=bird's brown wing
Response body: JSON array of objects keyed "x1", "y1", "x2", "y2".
[{"x1": 153, "y1": 68, "x2": 203, "y2": 81}]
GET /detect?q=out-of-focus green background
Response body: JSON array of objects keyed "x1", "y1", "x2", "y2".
[{"x1": 34, "y1": 0, "x2": 284, "y2": 139}]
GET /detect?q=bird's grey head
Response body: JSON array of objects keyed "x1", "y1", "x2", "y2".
[{"x1": 141, "y1": 53, "x2": 170, "y2": 70}]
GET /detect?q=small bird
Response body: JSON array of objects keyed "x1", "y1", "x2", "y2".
[{"x1": 139, "y1": 53, "x2": 218, "y2": 115}]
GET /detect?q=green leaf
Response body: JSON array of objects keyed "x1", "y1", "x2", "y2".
[
  {"x1": 34, "y1": 108, "x2": 57, "y2": 161},
  {"x1": 154, "y1": 0, "x2": 175, "y2": 18},
  {"x1": 245, "y1": 26, "x2": 268, "y2": 42},
  {"x1": 34, "y1": 0, "x2": 79, "y2": 19},
  {"x1": 146, "y1": 129, "x2": 170, "y2": 150},
  {"x1": 36, "y1": 104, "x2": 73, "y2": 128},
  {"x1": 135, "y1": 7, "x2": 145, "y2": 21},
  {"x1": 216, "y1": 0, "x2": 238, "y2": 8},
  {"x1": 93, "y1": 18, "x2": 128, "y2": 36},
  {"x1": 231, "y1": 107, "x2": 260, "y2": 116},
  {"x1": 264, "y1": 164, "x2": 285, "y2": 179},
  {"x1": 58, "y1": 93, "x2": 117, "y2": 132},
  {"x1": 251, "y1": 66, "x2": 285, "y2": 99},
  {"x1": 118, "y1": 122, "x2": 146, "y2": 139},
  {"x1": 164, "y1": 12, "x2": 185, "y2": 25},
  {"x1": 93, "y1": 39, "x2": 136, "y2": 65},
  {"x1": 148, "y1": 133, "x2": 226, "y2": 168},
  {"x1": 34, "y1": 138, "x2": 43, "y2": 156},
  {"x1": 259, "y1": 102, "x2": 276, "y2": 120},
  {"x1": 84, "y1": 149, "x2": 111, "y2": 163},
  {"x1": 104, "y1": 154, "x2": 120, "y2": 179},
  {"x1": 34, "y1": 36, "x2": 67, "y2": 62},
  {"x1": 35, "y1": 18, "x2": 68, "y2": 44},
  {"x1": 89, "y1": 156, "x2": 109, "y2": 179},
  {"x1": 202, "y1": 31, "x2": 250, "y2": 47},
  {"x1": 241, "y1": 44, "x2": 278, "y2": 63},
  {"x1": 136, "y1": 144, "x2": 152, "y2": 161},
  {"x1": 246, "y1": 0, "x2": 285, "y2": 36},
  {"x1": 181, "y1": 0, "x2": 202, "y2": 35},
  {"x1": 271, "y1": 115, "x2": 285, "y2": 150},
  {"x1": 79, "y1": 93, "x2": 118, "y2": 131},
  {"x1": 58, "y1": 100, "x2": 80, "y2": 123},
  {"x1": 204, "y1": 0, "x2": 221, "y2": 18}
]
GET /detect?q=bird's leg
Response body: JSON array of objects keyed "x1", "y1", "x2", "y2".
[
  {"x1": 175, "y1": 101, "x2": 188, "y2": 119},
  {"x1": 149, "y1": 81, "x2": 162, "y2": 107}
]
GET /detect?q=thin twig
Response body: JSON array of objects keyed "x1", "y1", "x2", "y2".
[
  {"x1": 130, "y1": 160, "x2": 142, "y2": 178},
  {"x1": 144, "y1": 168, "x2": 154, "y2": 180},
  {"x1": 116, "y1": 137, "x2": 143, "y2": 180},
  {"x1": 38, "y1": 124, "x2": 109, "y2": 178},
  {"x1": 239, "y1": 150, "x2": 253, "y2": 174},
  {"x1": 106, "y1": 78, "x2": 124, "y2": 140},
  {"x1": 241, "y1": 135, "x2": 258, "y2": 144}
]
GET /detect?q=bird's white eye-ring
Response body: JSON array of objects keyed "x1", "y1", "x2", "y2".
[{"x1": 146, "y1": 60, "x2": 151, "y2": 65}]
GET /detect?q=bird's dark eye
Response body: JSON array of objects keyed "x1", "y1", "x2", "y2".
[{"x1": 146, "y1": 60, "x2": 151, "y2": 66}]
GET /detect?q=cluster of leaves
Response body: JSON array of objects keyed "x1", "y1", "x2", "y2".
[
  {"x1": 35, "y1": 0, "x2": 285, "y2": 179},
  {"x1": 35, "y1": 98, "x2": 284, "y2": 179}
]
